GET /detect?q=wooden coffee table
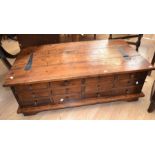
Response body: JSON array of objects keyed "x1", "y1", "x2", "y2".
[{"x1": 3, "y1": 40, "x2": 154, "y2": 115}]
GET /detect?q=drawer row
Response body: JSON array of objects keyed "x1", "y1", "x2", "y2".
[
  {"x1": 15, "y1": 77, "x2": 145, "y2": 96},
  {"x1": 14, "y1": 71, "x2": 147, "y2": 92},
  {"x1": 17, "y1": 85, "x2": 143, "y2": 107}
]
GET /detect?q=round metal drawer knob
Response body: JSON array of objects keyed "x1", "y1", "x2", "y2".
[{"x1": 136, "y1": 81, "x2": 139, "y2": 85}]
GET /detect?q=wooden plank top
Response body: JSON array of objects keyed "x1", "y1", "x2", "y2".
[{"x1": 4, "y1": 40, "x2": 155, "y2": 86}]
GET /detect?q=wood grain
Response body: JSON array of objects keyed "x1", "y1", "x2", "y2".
[{"x1": 3, "y1": 40, "x2": 154, "y2": 86}]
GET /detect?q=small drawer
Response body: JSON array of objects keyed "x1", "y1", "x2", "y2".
[
  {"x1": 116, "y1": 72, "x2": 148, "y2": 81},
  {"x1": 99, "y1": 82, "x2": 114, "y2": 90},
  {"x1": 21, "y1": 98, "x2": 52, "y2": 107},
  {"x1": 84, "y1": 91, "x2": 112, "y2": 98},
  {"x1": 52, "y1": 93, "x2": 81, "y2": 103},
  {"x1": 14, "y1": 85, "x2": 30, "y2": 92},
  {"x1": 99, "y1": 75, "x2": 114, "y2": 82},
  {"x1": 52, "y1": 86, "x2": 81, "y2": 95},
  {"x1": 85, "y1": 77, "x2": 98, "y2": 85},
  {"x1": 18, "y1": 92, "x2": 34, "y2": 100},
  {"x1": 33, "y1": 90, "x2": 50, "y2": 98},
  {"x1": 84, "y1": 92, "x2": 98, "y2": 98},
  {"x1": 114, "y1": 79, "x2": 145, "y2": 88},
  {"x1": 99, "y1": 91, "x2": 113, "y2": 97},
  {"x1": 34, "y1": 98, "x2": 52, "y2": 106},
  {"x1": 21, "y1": 100, "x2": 35, "y2": 107},
  {"x1": 30, "y1": 83, "x2": 49, "y2": 90},
  {"x1": 113, "y1": 86, "x2": 142, "y2": 96},
  {"x1": 51, "y1": 79, "x2": 81, "y2": 88},
  {"x1": 117, "y1": 73, "x2": 131, "y2": 80},
  {"x1": 130, "y1": 72, "x2": 147, "y2": 79},
  {"x1": 85, "y1": 85, "x2": 98, "y2": 93}
]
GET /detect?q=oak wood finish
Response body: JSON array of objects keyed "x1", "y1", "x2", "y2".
[{"x1": 3, "y1": 40, "x2": 155, "y2": 115}]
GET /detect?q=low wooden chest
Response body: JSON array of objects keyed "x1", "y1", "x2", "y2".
[{"x1": 3, "y1": 40, "x2": 154, "y2": 115}]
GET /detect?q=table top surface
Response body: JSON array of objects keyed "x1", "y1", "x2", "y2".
[{"x1": 4, "y1": 39, "x2": 154, "y2": 86}]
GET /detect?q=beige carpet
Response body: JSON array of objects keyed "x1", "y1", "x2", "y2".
[{"x1": 0, "y1": 35, "x2": 155, "y2": 120}]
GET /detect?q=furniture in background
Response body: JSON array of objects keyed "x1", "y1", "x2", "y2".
[
  {"x1": 0, "y1": 34, "x2": 60, "y2": 69},
  {"x1": 109, "y1": 34, "x2": 143, "y2": 51},
  {"x1": 3, "y1": 39, "x2": 154, "y2": 116},
  {"x1": 150, "y1": 52, "x2": 155, "y2": 67},
  {"x1": 148, "y1": 52, "x2": 155, "y2": 112},
  {"x1": 0, "y1": 34, "x2": 19, "y2": 69},
  {"x1": 148, "y1": 51, "x2": 155, "y2": 76},
  {"x1": 72, "y1": 34, "x2": 96, "y2": 41},
  {"x1": 148, "y1": 80, "x2": 155, "y2": 112},
  {"x1": 63, "y1": 34, "x2": 96, "y2": 42},
  {"x1": 0, "y1": 46, "x2": 12, "y2": 69},
  {"x1": 17, "y1": 34, "x2": 60, "y2": 49}
]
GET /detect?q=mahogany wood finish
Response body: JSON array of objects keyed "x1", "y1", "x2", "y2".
[{"x1": 3, "y1": 40, "x2": 154, "y2": 115}]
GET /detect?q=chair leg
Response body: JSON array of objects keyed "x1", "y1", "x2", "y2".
[
  {"x1": 94, "y1": 34, "x2": 96, "y2": 40},
  {"x1": 109, "y1": 34, "x2": 112, "y2": 39},
  {"x1": 148, "y1": 101, "x2": 155, "y2": 113},
  {"x1": 136, "y1": 34, "x2": 143, "y2": 51},
  {"x1": 1, "y1": 57, "x2": 12, "y2": 69},
  {"x1": 148, "y1": 52, "x2": 155, "y2": 76}
]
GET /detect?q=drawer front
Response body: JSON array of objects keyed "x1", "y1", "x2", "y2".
[
  {"x1": 21, "y1": 98, "x2": 52, "y2": 107},
  {"x1": 21, "y1": 100, "x2": 35, "y2": 107},
  {"x1": 85, "y1": 77, "x2": 98, "y2": 85},
  {"x1": 34, "y1": 98, "x2": 52, "y2": 106},
  {"x1": 114, "y1": 78, "x2": 145, "y2": 88},
  {"x1": 15, "y1": 85, "x2": 30, "y2": 92},
  {"x1": 130, "y1": 72, "x2": 147, "y2": 79},
  {"x1": 84, "y1": 92, "x2": 98, "y2": 98},
  {"x1": 15, "y1": 83, "x2": 50, "y2": 92},
  {"x1": 51, "y1": 79, "x2": 81, "y2": 88},
  {"x1": 84, "y1": 91, "x2": 113, "y2": 98},
  {"x1": 85, "y1": 85, "x2": 98, "y2": 93},
  {"x1": 52, "y1": 86, "x2": 81, "y2": 95},
  {"x1": 30, "y1": 83, "x2": 49, "y2": 90},
  {"x1": 52, "y1": 93, "x2": 81, "y2": 103},
  {"x1": 99, "y1": 82, "x2": 114, "y2": 90},
  {"x1": 32, "y1": 89, "x2": 51, "y2": 98},
  {"x1": 85, "y1": 76, "x2": 114, "y2": 85},
  {"x1": 18, "y1": 91, "x2": 34, "y2": 100},
  {"x1": 17, "y1": 89, "x2": 52, "y2": 107},
  {"x1": 113, "y1": 86, "x2": 142, "y2": 96},
  {"x1": 117, "y1": 73, "x2": 131, "y2": 80},
  {"x1": 99, "y1": 75, "x2": 114, "y2": 82},
  {"x1": 117, "y1": 71, "x2": 147, "y2": 80}
]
